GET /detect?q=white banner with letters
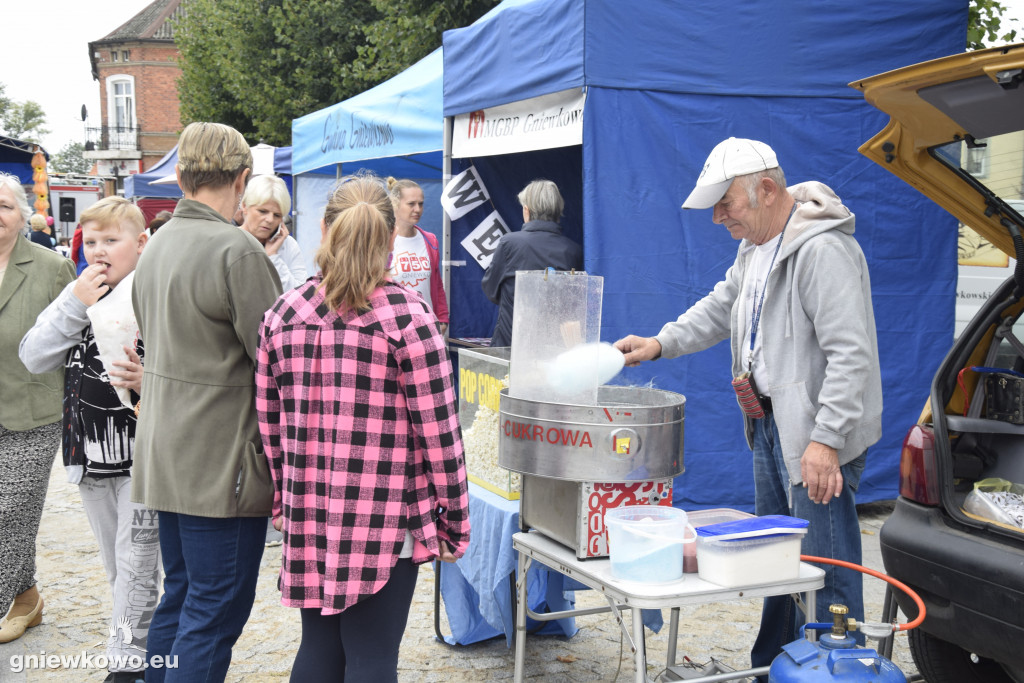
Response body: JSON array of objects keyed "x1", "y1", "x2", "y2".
[
  {"x1": 460, "y1": 210, "x2": 510, "y2": 270},
  {"x1": 452, "y1": 88, "x2": 586, "y2": 158},
  {"x1": 441, "y1": 166, "x2": 490, "y2": 221}
]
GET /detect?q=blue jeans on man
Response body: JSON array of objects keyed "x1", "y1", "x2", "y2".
[
  {"x1": 144, "y1": 512, "x2": 266, "y2": 682},
  {"x1": 749, "y1": 411, "x2": 866, "y2": 677}
]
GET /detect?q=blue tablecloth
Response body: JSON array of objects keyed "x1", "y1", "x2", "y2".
[{"x1": 439, "y1": 482, "x2": 663, "y2": 646}]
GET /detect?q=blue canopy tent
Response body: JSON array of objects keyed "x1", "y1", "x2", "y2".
[
  {"x1": 123, "y1": 147, "x2": 182, "y2": 199},
  {"x1": 124, "y1": 144, "x2": 293, "y2": 200},
  {"x1": 443, "y1": 0, "x2": 966, "y2": 510},
  {"x1": 290, "y1": 48, "x2": 444, "y2": 275},
  {"x1": 0, "y1": 136, "x2": 47, "y2": 184}
]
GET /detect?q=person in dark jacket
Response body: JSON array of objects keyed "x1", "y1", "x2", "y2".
[
  {"x1": 481, "y1": 180, "x2": 583, "y2": 347},
  {"x1": 28, "y1": 215, "x2": 54, "y2": 250}
]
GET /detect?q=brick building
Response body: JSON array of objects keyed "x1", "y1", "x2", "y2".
[{"x1": 83, "y1": 0, "x2": 183, "y2": 186}]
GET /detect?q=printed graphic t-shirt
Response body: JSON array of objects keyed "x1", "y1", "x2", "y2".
[{"x1": 390, "y1": 232, "x2": 434, "y2": 310}]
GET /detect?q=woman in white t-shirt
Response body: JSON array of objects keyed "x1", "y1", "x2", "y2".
[{"x1": 385, "y1": 178, "x2": 449, "y2": 334}]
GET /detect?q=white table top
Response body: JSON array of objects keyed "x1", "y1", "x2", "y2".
[{"x1": 513, "y1": 530, "x2": 825, "y2": 610}]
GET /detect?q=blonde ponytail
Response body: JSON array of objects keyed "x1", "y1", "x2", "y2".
[{"x1": 316, "y1": 175, "x2": 395, "y2": 313}]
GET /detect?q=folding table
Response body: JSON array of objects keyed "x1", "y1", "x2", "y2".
[{"x1": 513, "y1": 530, "x2": 826, "y2": 683}]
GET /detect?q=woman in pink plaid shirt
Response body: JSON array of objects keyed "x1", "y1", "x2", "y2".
[{"x1": 256, "y1": 174, "x2": 470, "y2": 682}]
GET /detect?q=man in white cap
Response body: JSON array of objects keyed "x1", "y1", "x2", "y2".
[{"x1": 615, "y1": 137, "x2": 882, "y2": 678}]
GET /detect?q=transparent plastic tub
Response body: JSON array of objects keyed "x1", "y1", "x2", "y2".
[
  {"x1": 605, "y1": 505, "x2": 692, "y2": 584},
  {"x1": 683, "y1": 508, "x2": 754, "y2": 573}
]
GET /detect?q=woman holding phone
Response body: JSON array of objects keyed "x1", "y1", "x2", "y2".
[{"x1": 240, "y1": 175, "x2": 307, "y2": 291}]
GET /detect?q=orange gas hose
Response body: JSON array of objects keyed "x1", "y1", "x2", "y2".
[{"x1": 800, "y1": 554, "x2": 926, "y2": 631}]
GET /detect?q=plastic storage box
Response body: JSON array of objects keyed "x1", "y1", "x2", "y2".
[
  {"x1": 695, "y1": 515, "x2": 809, "y2": 587},
  {"x1": 684, "y1": 508, "x2": 754, "y2": 573},
  {"x1": 605, "y1": 505, "x2": 691, "y2": 583},
  {"x1": 457, "y1": 346, "x2": 518, "y2": 499}
]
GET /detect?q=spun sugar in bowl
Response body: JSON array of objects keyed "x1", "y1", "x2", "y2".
[{"x1": 605, "y1": 505, "x2": 692, "y2": 583}]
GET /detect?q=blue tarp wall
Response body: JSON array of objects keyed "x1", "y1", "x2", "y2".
[
  {"x1": 443, "y1": 0, "x2": 966, "y2": 510},
  {"x1": 291, "y1": 48, "x2": 444, "y2": 276}
]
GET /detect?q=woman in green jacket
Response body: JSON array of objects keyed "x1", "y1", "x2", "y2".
[{"x1": 0, "y1": 172, "x2": 75, "y2": 643}]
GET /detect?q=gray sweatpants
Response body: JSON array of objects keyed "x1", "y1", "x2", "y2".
[{"x1": 79, "y1": 476, "x2": 161, "y2": 672}]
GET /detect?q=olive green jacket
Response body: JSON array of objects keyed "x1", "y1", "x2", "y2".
[
  {"x1": 0, "y1": 235, "x2": 75, "y2": 431},
  {"x1": 131, "y1": 199, "x2": 282, "y2": 517}
]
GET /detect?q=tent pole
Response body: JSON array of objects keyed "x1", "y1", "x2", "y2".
[{"x1": 443, "y1": 116, "x2": 453, "y2": 330}]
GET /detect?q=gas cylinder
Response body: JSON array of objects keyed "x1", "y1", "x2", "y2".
[{"x1": 768, "y1": 605, "x2": 906, "y2": 683}]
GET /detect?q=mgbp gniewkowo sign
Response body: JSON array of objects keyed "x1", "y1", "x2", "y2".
[{"x1": 452, "y1": 88, "x2": 586, "y2": 158}]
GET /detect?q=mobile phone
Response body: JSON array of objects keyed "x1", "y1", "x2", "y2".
[{"x1": 269, "y1": 226, "x2": 281, "y2": 240}]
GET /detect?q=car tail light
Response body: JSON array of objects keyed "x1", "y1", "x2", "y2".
[{"x1": 899, "y1": 424, "x2": 940, "y2": 505}]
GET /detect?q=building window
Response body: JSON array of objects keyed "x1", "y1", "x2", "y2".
[
  {"x1": 122, "y1": 50, "x2": 130, "y2": 62},
  {"x1": 114, "y1": 80, "x2": 133, "y2": 130},
  {"x1": 104, "y1": 74, "x2": 138, "y2": 149},
  {"x1": 111, "y1": 51, "x2": 118, "y2": 62}
]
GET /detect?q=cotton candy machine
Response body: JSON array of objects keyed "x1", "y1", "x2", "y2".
[
  {"x1": 497, "y1": 270, "x2": 685, "y2": 559},
  {"x1": 499, "y1": 385, "x2": 685, "y2": 558}
]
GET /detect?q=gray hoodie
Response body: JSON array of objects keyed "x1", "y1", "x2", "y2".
[{"x1": 656, "y1": 181, "x2": 882, "y2": 484}]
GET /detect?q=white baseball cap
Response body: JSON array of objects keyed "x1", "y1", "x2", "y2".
[{"x1": 682, "y1": 137, "x2": 779, "y2": 210}]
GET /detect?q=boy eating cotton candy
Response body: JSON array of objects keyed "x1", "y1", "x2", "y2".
[{"x1": 19, "y1": 196, "x2": 159, "y2": 683}]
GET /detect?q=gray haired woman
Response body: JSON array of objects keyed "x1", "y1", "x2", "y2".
[
  {"x1": 481, "y1": 179, "x2": 583, "y2": 347},
  {"x1": 0, "y1": 172, "x2": 76, "y2": 643}
]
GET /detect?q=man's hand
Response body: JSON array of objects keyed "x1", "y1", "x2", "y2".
[
  {"x1": 614, "y1": 335, "x2": 662, "y2": 367},
  {"x1": 801, "y1": 441, "x2": 843, "y2": 503}
]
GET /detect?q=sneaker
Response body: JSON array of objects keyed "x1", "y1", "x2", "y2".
[
  {"x1": 265, "y1": 521, "x2": 283, "y2": 548},
  {"x1": 104, "y1": 672, "x2": 145, "y2": 683}
]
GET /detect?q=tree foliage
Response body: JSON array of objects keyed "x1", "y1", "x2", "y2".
[
  {"x1": 0, "y1": 83, "x2": 49, "y2": 143},
  {"x1": 0, "y1": 84, "x2": 10, "y2": 121},
  {"x1": 353, "y1": 0, "x2": 501, "y2": 87},
  {"x1": 50, "y1": 142, "x2": 90, "y2": 174},
  {"x1": 175, "y1": 0, "x2": 499, "y2": 146},
  {"x1": 969, "y1": 0, "x2": 1019, "y2": 50}
]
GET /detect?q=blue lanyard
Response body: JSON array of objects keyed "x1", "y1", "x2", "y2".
[{"x1": 748, "y1": 202, "x2": 798, "y2": 365}]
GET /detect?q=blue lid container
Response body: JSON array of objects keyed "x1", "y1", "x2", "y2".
[{"x1": 695, "y1": 515, "x2": 809, "y2": 541}]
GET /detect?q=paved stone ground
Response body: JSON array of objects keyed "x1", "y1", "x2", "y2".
[{"x1": 0, "y1": 456, "x2": 919, "y2": 682}]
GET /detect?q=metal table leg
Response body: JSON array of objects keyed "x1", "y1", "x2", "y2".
[
  {"x1": 513, "y1": 550, "x2": 532, "y2": 683},
  {"x1": 631, "y1": 607, "x2": 647, "y2": 683},
  {"x1": 433, "y1": 560, "x2": 447, "y2": 642},
  {"x1": 805, "y1": 589, "x2": 816, "y2": 642},
  {"x1": 666, "y1": 607, "x2": 680, "y2": 669},
  {"x1": 879, "y1": 585, "x2": 898, "y2": 660}
]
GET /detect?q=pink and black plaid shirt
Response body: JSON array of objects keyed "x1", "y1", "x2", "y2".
[{"x1": 256, "y1": 278, "x2": 470, "y2": 614}]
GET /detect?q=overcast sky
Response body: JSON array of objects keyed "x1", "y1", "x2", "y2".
[
  {"x1": 4, "y1": 0, "x2": 1024, "y2": 155},
  {"x1": 6, "y1": 0, "x2": 155, "y2": 153}
]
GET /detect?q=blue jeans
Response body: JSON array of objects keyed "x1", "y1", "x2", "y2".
[
  {"x1": 749, "y1": 412, "x2": 865, "y2": 676},
  {"x1": 145, "y1": 512, "x2": 266, "y2": 683}
]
